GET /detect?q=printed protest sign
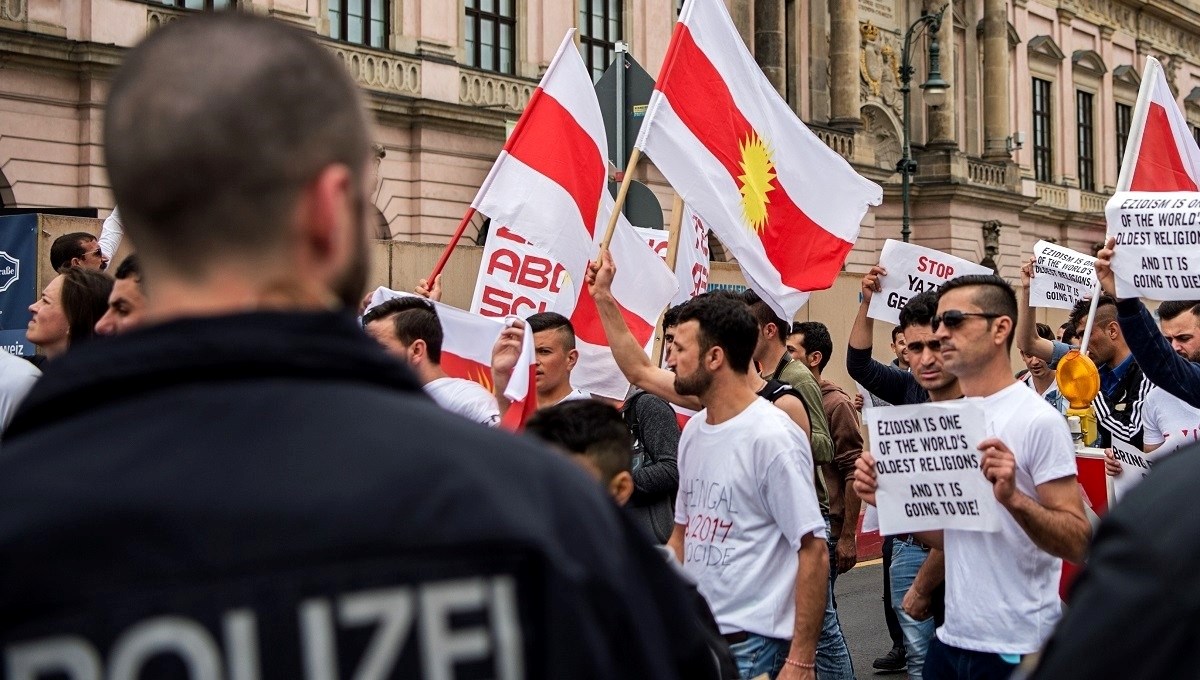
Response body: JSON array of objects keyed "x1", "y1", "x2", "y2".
[
  {"x1": 1030, "y1": 241, "x2": 1098, "y2": 310},
  {"x1": 1109, "y1": 438, "x2": 1153, "y2": 502},
  {"x1": 865, "y1": 402, "x2": 999, "y2": 535},
  {"x1": 634, "y1": 203, "x2": 712, "y2": 305},
  {"x1": 1106, "y1": 191, "x2": 1200, "y2": 300},
  {"x1": 470, "y1": 225, "x2": 575, "y2": 318},
  {"x1": 867, "y1": 240, "x2": 992, "y2": 325}
]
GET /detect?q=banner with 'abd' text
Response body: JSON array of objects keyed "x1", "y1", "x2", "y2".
[{"x1": 470, "y1": 226, "x2": 575, "y2": 319}]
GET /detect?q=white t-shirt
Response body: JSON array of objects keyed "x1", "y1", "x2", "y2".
[
  {"x1": 1142, "y1": 386, "x2": 1200, "y2": 457},
  {"x1": 554, "y1": 388, "x2": 591, "y2": 404},
  {"x1": 0, "y1": 350, "x2": 40, "y2": 431},
  {"x1": 938, "y1": 381, "x2": 1077, "y2": 655},
  {"x1": 424, "y1": 377, "x2": 500, "y2": 426},
  {"x1": 674, "y1": 397, "x2": 826, "y2": 639}
]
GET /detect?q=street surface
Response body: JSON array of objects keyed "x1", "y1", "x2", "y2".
[{"x1": 835, "y1": 560, "x2": 910, "y2": 680}]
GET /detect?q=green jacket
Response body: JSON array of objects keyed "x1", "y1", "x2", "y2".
[{"x1": 764, "y1": 355, "x2": 834, "y2": 513}]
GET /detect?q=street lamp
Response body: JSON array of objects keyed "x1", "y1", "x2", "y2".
[{"x1": 898, "y1": 4, "x2": 950, "y2": 243}]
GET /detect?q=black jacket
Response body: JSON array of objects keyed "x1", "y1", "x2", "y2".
[{"x1": 0, "y1": 312, "x2": 717, "y2": 680}]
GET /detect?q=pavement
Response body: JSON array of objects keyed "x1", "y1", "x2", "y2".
[{"x1": 835, "y1": 559, "x2": 911, "y2": 680}]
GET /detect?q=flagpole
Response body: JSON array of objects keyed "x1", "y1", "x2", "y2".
[
  {"x1": 652, "y1": 194, "x2": 686, "y2": 365},
  {"x1": 426, "y1": 207, "x2": 478, "y2": 285},
  {"x1": 599, "y1": 148, "x2": 642, "y2": 253}
]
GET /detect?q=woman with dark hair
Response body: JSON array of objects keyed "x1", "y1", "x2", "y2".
[{"x1": 26, "y1": 266, "x2": 113, "y2": 363}]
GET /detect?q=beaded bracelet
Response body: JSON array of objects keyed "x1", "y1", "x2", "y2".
[{"x1": 784, "y1": 657, "x2": 816, "y2": 670}]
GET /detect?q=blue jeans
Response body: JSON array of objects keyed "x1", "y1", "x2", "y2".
[
  {"x1": 818, "y1": 528, "x2": 856, "y2": 680},
  {"x1": 923, "y1": 637, "x2": 1018, "y2": 680},
  {"x1": 731, "y1": 633, "x2": 790, "y2": 679},
  {"x1": 889, "y1": 537, "x2": 937, "y2": 680}
]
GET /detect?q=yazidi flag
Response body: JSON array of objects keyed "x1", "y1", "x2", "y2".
[
  {"x1": 366, "y1": 288, "x2": 537, "y2": 430},
  {"x1": 468, "y1": 29, "x2": 677, "y2": 399},
  {"x1": 635, "y1": 0, "x2": 882, "y2": 322},
  {"x1": 1117, "y1": 56, "x2": 1200, "y2": 192}
]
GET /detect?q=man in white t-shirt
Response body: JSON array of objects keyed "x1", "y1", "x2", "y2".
[
  {"x1": 855, "y1": 274, "x2": 1090, "y2": 680},
  {"x1": 362, "y1": 297, "x2": 500, "y2": 426},
  {"x1": 1111, "y1": 300, "x2": 1200, "y2": 462},
  {"x1": 665, "y1": 294, "x2": 827, "y2": 680}
]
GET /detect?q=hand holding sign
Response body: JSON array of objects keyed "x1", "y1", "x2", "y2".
[
  {"x1": 867, "y1": 240, "x2": 992, "y2": 325},
  {"x1": 1029, "y1": 241, "x2": 1098, "y2": 310},
  {"x1": 1105, "y1": 191, "x2": 1200, "y2": 300},
  {"x1": 865, "y1": 402, "x2": 1000, "y2": 535},
  {"x1": 1108, "y1": 438, "x2": 1153, "y2": 502}
]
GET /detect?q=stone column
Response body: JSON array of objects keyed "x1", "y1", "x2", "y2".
[
  {"x1": 731, "y1": 0, "x2": 755, "y2": 58},
  {"x1": 982, "y1": 0, "x2": 1010, "y2": 160},
  {"x1": 755, "y1": 0, "x2": 786, "y2": 96},
  {"x1": 828, "y1": 0, "x2": 860, "y2": 129},
  {"x1": 927, "y1": 0, "x2": 957, "y2": 149}
]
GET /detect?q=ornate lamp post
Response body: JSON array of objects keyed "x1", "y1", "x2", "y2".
[{"x1": 898, "y1": 4, "x2": 950, "y2": 242}]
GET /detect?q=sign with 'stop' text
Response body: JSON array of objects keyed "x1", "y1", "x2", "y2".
[
  {"x1": 1109, "y1": 437, "x2": 1153, "y2": 503},
  {"x1": 866, "y1": 402, "x2": 1000, "y2": 535},
  {"x1": 867, "y1": 240, "x2": 992, "y2": 326},
  {"x1": 1030, "y1": 241, "x2": 1098, "y2": 309},
  {"x1": 1106, "y1": 191, "x2": 1200, "y2": 301}
]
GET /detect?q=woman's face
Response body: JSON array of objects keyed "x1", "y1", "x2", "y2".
[{"x1": 27, "y1": 275, "x2": 70, "y2": 357}]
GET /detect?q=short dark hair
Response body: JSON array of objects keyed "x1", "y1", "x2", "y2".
[
  {"x1": 363, "y1": 297, "x2": 443, "y2": 363},
  {"x1": 937, "y1": 274, "x2": 1019, "y2": 350},
  {"x1": 527, "y1": 312, "x2": 576, "y2": 349},
  {"x1": 741, "y1": 288, "x2": 788, "y2": 346},
  {"x1": 525, "y1": 400, "x2": 632, "y2": 483},
  {"x1": 1067, "y1": 293, "x2": 1117, "y2": 334},
  {"x1": 1035, "y1": 322, "x2": 1055, "y2": 341},
  {"x1": 103, "y1": 13, "x2": 371, "y2": 279},
  {"x1": 662, "y1": 302, "x2": 688, "y2": 331},
  {"x1": 1061, "y1": 324, "x2": 1077, "y2": 346},
  {"x1": 676, "y1": 294, "x2": 758, "y2": 373},
  {"x1": 60, "y1": 267, "x2": 114, "y2": 347},
  {"x1": 898, "y1": 291, "x2": 939, "y2": 330},
  {"x1": 50, "y1": 233, "x2": 96, "y2": 272},
  {"x1": 114, "y1": 254, "x2": 141, "y2": 281},
  {"x1": 792, "y1": 321, "x2": 833, "y2": 371},
  {"x1": 891, "y1": 326, "x2": 905, "y2": 342},
  {"x1": 1157, "y1": 300, "x2": 1200, "y2": 322}
]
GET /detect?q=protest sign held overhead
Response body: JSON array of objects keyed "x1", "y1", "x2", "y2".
[
  {"x1": 1030, "y1": 241, "x2": 1098, "y2": 310},
  {"x1": 867, "y1": 240, "x2": 992, "y2": 325},
  {"x1": 634, "y1": 0, "x2": 881, "y2": 322},
  {"x1": 866, "y1": 402, "x2": 1000, "y2": 535},
  {"x1": 1109, "y1": 438, "x2": 1153, "y2": 502},
  {"x1": 1105, "y1": 191, "x2": 1200, "y2": 300}
]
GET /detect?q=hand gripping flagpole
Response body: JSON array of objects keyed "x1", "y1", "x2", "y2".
[{"x1": 598, "y1": 148, "x2": 642, "y2": 254}]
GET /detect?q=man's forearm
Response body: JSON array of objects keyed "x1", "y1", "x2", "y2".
[
  {"x1": 1119, "y1": 298, "x2": 1200, "y2": 408},
  {"x1": 788, "y1": 536, "x2": 828, "y2": 662},
  {"x1": 593, "y1": 290, "x2": 702, "y2": 410},
  {"x1": 1016, "y1": 283, "x2": 1055, "y2": 361},
  {"x1": 839, "y1": 483, "x2": 861, "y2": 545},
  {"x1": 1005, "y1": 492, "x2": 1091, "y2": 563},
  {"x1": 913, "y1": 530, "x2": 944, "y2": 550},
  {"x1": 911, "y1": 547, "x2": 944, "y2": 595},
  {"x1": 849, "y1": 301, "x2": 874, "y2": 350}
]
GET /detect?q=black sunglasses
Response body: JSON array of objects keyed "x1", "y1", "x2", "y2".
[{"x1": 931, "y1": 310, "x2": 1002, "y2": 332}]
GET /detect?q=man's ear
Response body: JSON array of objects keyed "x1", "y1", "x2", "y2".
[
  {"x1": 609, "y1": 470, "x2": 635, "y2": 507},
  {"x1": 567, "y1": 347, "x2": 579, "y2": 370},
  {"x1": 300, "y1": 163, "x2": 357, "y2": 278},
  {"x1": 994, "y1": 316, "x2": 1014, "y2": 346},
  {"x1": 808, "y1": 351, "x2": 824, "y2": 370},
  {"x1": 409, "y1": 338, "x2": 428, "y2": 364}
]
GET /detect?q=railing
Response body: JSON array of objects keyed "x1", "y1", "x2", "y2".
[
  {"x1": 1080, "y1": 191, "x2": 1109, "y2": 214},
  {"x1": 328, "y1": 43, "x2": 421, "y2": 97},
  {"x1": 967, "y1": 158, "x2": 1007, "y2": 188},
  {"x1": 1035, "y1": 182, "x2": 1069, "y2": 209},
  {"x1": 811, "y1": 126, "x2": 854, "y2": 162},
  {"x1": 459, "y1": 68, "x2": 535, "y2": 111}
]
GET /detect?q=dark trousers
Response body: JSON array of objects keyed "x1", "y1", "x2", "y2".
[
  {"x1": 881, "y1": 535, "x2": 903, "y2": 647},
  {"x1": 923, "y1": 638, "x2": 1018, "y2": 680}
]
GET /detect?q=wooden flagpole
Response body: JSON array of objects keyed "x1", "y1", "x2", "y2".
[{"x1": 598, "y1": 148, "x2": 642, "y2": 254}]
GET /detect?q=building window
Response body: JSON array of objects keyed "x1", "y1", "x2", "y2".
[
  {"x1": 579, "y1": 0, "x2": 622, "y2": 81},
  {"x1": 160, "y1": 0, "x2": 233, "y2": 8},
  {"x1": 1115, "y1": 102, "x2": 1132, "y2": 171},
  {"x1": 329, "y1": 0, "x2": 388, "y2": 49},
  {"x1": 465, "y1": 0, "x2": 516, "y2": 74},
  {"x1": 1032, "y1": 78, "x2": 1053, "y2": 183},
  {"x1": 1077, "y1": 90, "x2": 1095, "y2": 192}
]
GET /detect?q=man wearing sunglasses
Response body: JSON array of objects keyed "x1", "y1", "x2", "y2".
[{"x1": 859, "y1": 274, "x2": 1091, "y2": 680}]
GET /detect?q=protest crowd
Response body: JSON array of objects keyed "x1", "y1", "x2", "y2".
[{"x1": 5, "y1": 3, "x2": 1200, "y2": 680}]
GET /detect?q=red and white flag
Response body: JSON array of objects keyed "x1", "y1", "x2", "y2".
[
  {"x1": 367, "y1": 289, "x2": 537, "y2": 430},
  {"x1": 1117, "y1": 56, "x2": 1200, "y2": 191},
  {"x1": 636, "y1": 0, "x2": 882, "y2": 322},
  {"x1": 634, "y1": 203, "x2": 712, "y2": 306},
  {"x1": 469, "y1": 30, "x2": 677, "y2": 400}
]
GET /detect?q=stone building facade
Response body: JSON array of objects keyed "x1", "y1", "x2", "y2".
[{"x1": 4, "y1": 0, "x2": 1200, "y2": 279}]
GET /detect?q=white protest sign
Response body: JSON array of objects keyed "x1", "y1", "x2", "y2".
[
  {"x1": 1106, "y1": 191, "x2": 1200, "y2": 300},
  {"x1": 1030, "y1": 241, "x2": 1098, "y2": 310},
  {"x1": 634, "y1": 204, "x2": 712, "y2": 305},
  {"x1": 867, "y1": 240, "x2": 992, "y2": 325},
  {"x1": 470, "y1": 225, "x2": 575, "y2": 318},
  {"x1": 1109, "y1": 438, "x2": 1153, "y2": 502},
  {"x1": 866, "y1": 402, "x2": 1000, "y2": 535}
]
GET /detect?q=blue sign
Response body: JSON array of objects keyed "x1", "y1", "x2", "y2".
[{"x1": 0, "y1": 214, "x2": 39, "y2": 356}]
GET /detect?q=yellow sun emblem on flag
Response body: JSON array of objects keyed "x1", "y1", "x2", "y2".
[
  {"x1": 737, "y1": 131, "x2": 777, "y2": 233},
  {"x1": 469, "y1": 367, "x2": 494, "y2": 392}
]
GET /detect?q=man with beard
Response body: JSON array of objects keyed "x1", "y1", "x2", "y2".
[
  {"x1": 666, "y1": 293, "x2": 827, "y2": 680},
  {"x1": 848, "y1": 285, "x2": 957, "y2": 679},
  {"x1": 0, "y1": 15, "x2": 720, "y2": 680}
]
